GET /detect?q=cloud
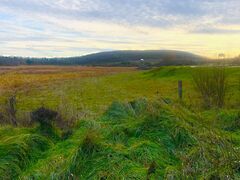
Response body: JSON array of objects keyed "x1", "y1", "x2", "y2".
[
  {"x1": 0, "y1": 0, "x2": 239, "y2": 57},
  {"x1": 191, "y1": 27, "x2": 240, "y2": 34}
]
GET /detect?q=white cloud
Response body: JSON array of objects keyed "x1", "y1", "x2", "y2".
[{"x1": 0, "y1": 0, "x2": 239, "y2": 57}]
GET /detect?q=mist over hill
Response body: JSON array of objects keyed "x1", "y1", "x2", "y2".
[{"x1": 0, "y1": 50, "x2": 208, "y2": 66}]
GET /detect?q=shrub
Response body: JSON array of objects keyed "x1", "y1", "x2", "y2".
[
  {"x1": 31, "y1": 107, "x2": 58, "y2": 125},
  {"x1": 192, "y1": 67, "x2": 228, "y2": 108},
  {"x1": 31, "y1": 107, "x2": 58, "y2": 135}
]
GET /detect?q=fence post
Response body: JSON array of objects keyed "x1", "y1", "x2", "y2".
[
  {"x1": 178, "y1": 80, "x2": 182, "y2": 100},
  {"x1": 7, "y1": 95, "x2": 18, "y2": 126}
]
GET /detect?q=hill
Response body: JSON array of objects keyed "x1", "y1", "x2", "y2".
[
  {"x1": 58, "y1": 50, "x2": 207, "y2": 66},
  {"x1": 0, "y1": 50, "x2": 207, "y2": 66}
]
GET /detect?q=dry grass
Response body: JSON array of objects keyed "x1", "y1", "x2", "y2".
[{"x1": 0, "y1": 66, "x2": 136, "y2": 93}]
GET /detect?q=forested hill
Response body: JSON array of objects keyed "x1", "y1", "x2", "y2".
[{"x1": 0, "y1": 50, "x2": 208, "y2": 66}]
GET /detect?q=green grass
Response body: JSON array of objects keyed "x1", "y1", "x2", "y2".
[
  {"x1": 0, "y1": 66, "x2": 240, "y2": 178},
  {"x1": 1, "y1": 99, "x2": 239, "y2": 179},
  {"x1": 10, "y1": 67, "x2": 237, "y2": 114},
  {"x1": 0, "y1": 127, "x2": 52, "y2": 179}
]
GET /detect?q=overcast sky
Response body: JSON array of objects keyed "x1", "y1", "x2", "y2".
[{"x1": 0, "y1": 0, "x2": 239, "y2": 58}]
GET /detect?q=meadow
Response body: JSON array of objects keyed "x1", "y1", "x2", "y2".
[{"x1": 0, "y1": 65, "x2": 240, "y2": 179}]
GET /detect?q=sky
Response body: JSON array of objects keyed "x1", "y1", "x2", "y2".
[{"x1": 0, "y1": 0, "x2": 240, "y2": 58}]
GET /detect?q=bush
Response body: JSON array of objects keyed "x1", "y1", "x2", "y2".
[
  {"x1": 192, "y1": 67, "x2": 228, "y2": 108},
  {"x1": 31, "y1": 107, "x2": 58, "y2": 124},
  {"x1": 31, "y1": 107, "x2": 58, "y2": 135}
]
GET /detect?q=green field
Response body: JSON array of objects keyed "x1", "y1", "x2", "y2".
[
  {"x1": 1, "y1": 66, "x2": 239, "y2": 116},
  {"x1": 0, "y1": 66, "x2": 240, "y2": 179}
]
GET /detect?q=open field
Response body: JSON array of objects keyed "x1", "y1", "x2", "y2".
[
  {"x1": 0, "y1": 66, "x2": 239, "y2": 116},
  {"x1": 0, "y1": 66, "x2": 136, "y2": 92},
  {"x1": 1, "y1": 0, "x2": 240, "y2": 178},
  {"x1": 0, "y1": 65, "x2": 240, "y2": 179}
]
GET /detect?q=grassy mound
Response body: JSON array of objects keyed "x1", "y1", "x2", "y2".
[
  {"x1": 1, "y1": 99, "x2": 240, "y2": 179},
  {"x1": 0, "y1": 128, "x2": 51, "y2": 179}
]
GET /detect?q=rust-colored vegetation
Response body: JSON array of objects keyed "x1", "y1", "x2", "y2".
[{"x1": 0, "y1": 66, "x2": 136, "y2": 93}]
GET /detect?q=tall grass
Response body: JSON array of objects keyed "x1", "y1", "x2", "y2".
[
  {"x1": 0, "y1": 133, "x2": 51, "y2": 179},
  {"x1": 192, "y1": 67, "x2": 228, "y2": 108},
  {"x1": 3, "y1": 99, "x2": 240, "y2": 179}
]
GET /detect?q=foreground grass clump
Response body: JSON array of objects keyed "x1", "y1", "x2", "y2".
[
  {"x1": 1, "y1": 99, "x2": 240, "y2": 179},
  {"x1": 0, "y1": 128, "x2": 51, "y2": 179}
]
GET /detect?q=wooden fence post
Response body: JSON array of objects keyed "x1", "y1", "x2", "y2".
[
  {"x1": 178, "y1": 80, "x2": 182, "y2": 100},
  {"x1": 6, "y1": 95, "x2": 18, "y2": 126}
]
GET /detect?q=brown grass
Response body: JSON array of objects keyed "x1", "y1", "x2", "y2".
[{"x1": 0, "y1": 66, "x2": 136, "y2": 93}]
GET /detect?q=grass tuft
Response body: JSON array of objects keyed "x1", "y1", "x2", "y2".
[
  {"x1": 192, "y1": 67, "x2": 228, "y2": 108},
  {"x1": 0, "y1": 133, "x2": 51, "y2": 179}
]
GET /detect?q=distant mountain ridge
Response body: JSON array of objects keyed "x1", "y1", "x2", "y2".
[{"x1": 0, "y1": 50, "x2": 208, "y2": 66}]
